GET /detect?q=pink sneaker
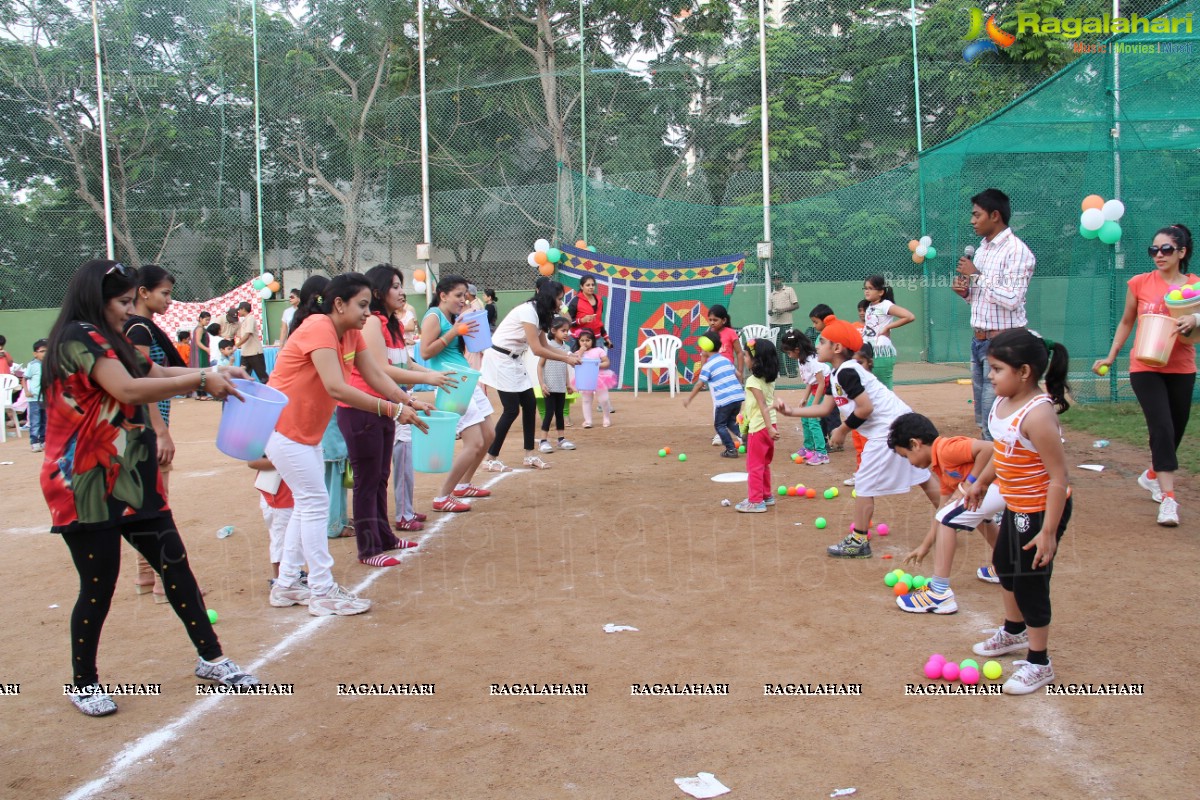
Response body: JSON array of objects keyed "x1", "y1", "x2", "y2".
[{"x1": 804, "y1": 451, "x2": 830, "y2": 466}]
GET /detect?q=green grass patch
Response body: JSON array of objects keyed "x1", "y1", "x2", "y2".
[{"x1": 1061, "y1": 402, "x2": 1199, "y2": 474}]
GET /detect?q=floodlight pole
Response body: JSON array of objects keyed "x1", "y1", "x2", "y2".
[
  {"x1": 90, "y1": 0, "x2": 115, "y2": 259},
  {"x1": 579, "y1": 0, "x2": 588, "y2": 242},
  {"x1": 417, "y1": 0, "x2": 434, "y2": 304},
  {"x1": 1110, "y1": 0, "x2": 1123, "y2": 401},
  {"x1": 758, "y1": 0, "x2": 772, "y2": 325},
  {"x1": 250, "y1": 0, "x2": 270, "y2": 342}
]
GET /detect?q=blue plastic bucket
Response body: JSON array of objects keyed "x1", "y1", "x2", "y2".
[
  {"x1": 412, "y1": 410, "x2": 460, "y2": 473},
  {"x1": 435, "y1": 367, "x2": 481, "y2": 416},
  {"x1": 459, "y1": 309, "x2": 493, "y2": 352},
  {"x1": 216, "y1": 379, "x2": 289, "y2": 460},
  {"x1": 574, "y1": 358, "x2": 600, "y2": 391}
]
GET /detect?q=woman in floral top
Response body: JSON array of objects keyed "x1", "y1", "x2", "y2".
[{"x1": 41, "y1": 260, "x2": 260, "y2": 717}]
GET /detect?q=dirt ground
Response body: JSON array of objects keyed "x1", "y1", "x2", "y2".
[{"x1": 1, "y1": 381, "x2": 1196, "y2": 799}]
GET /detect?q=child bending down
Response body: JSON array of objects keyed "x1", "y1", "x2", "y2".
[
  {"x1": 964, "y1": 328, "x2": 1072, "y2": 695},
  {"x1": 779, "y1": 329, "x2": 828, "y2": 465},
  {"x1": 735, "y1": 338, "x2": 780, "y2": 512},
  {"x1": 776, "y1": 316, "x2": 939, "y2": 557},
  {"x1": 887, "y1": 412, "x2": 1002, "y2": 614},
  {"x1": 683, "y1": 330, "x2": 744, "y2": 458}
]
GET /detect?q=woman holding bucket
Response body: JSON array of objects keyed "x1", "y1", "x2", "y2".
[
  {"x1": 1093, "y1": 223, "x2": 1200, "y2": 528},
  {"x1": 266, "y1": 274, "x2": 429, "y2": 615},
  {"x1": 481, "y1": 280, "x2": 582, "y2": 470},
  {"x1": 341, "y1": 264, "x2": 455, "y2": 564},
  {"x1": 419, "y1": 275, "x2": 496, "y2": 511},
  {"x1": 41, "y1": 260, "x2": 260, "y2": 716}
]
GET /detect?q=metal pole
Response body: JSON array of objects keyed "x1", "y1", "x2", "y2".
[
  {"x1": 910, "y1": 0, "x2": 930, "y2": 362},
  {"x1": 417, "y1": 0, "x2": 434, "y2": 304},
  {"x1": 579, "y1": 0, "x2": 588, "y2": 241},
  {"x1": 1110, "y1": 0, "x2": 1122, "y2": 401},
  {"x1": 90, "y1": 0, "x2": 115, "y2": 259},
  {"x1": 758, "y1": 0, "x2": 771, "y2": 324},
  {"x1": 250, "y1": 0, "x2": 270, "y2": 341}
]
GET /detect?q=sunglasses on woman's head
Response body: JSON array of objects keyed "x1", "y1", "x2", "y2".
[
  {"x1": 105, "y1": 262, "x2": 131, "y2": 276},
  {"x1": 1148, "y1": 244, "x2": 1179, "y2": 257}
]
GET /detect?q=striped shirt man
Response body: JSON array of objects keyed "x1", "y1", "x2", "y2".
[
  {"x1": 964, "y1": 227, "x2": 1036, "y2": 332},
  {"x1": 698, "y1": 354, "x2": 745, "y2": 409}
]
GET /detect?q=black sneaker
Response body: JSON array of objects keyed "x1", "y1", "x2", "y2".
[
  {"x1": 720, "y1": 448, "x2": 738, "y2": 458},
  {"x1": 827, "y1": 534, "x2": 872, "y2": 558}
]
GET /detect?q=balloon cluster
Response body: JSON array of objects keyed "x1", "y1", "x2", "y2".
[
  {"x1": 907, "y1": 235, "x2": 936, "y2": 264},
  {"x1": 527, "y1": 238, "x2": 598, "y2": 277},
  {"x1": 412, "y1": 269, "x2": 427, "y2": 294},
  {"x1": 251, "y1": 272, "x2": 280, "y2": 300},
  {"x1": 1079, "y1": 195, "x2": 1125, "y2": 244}
]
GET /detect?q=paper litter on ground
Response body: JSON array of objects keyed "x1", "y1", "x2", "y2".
[
  {"x1": 1077, "y1": 464, "x2": 1105, "y2": 472},
  {"x1": 830, "y1": 789, "x2": 857, "y2": 798},
  {"x1": 674, "y1": 772, "x2": 730, "y2": 798},
  {"x1": 48, "y1": 604, "x2": 59, "y2": 609},
  {"x1": 603, "y1": 624, "x2": 638, "y2": 634}
]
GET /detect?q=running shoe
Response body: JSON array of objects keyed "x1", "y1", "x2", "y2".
[
  {"x1": 452, "y1": 485, "x2": 492, "y2": 498},
  {"x1": 735, "y1": 499, "x2": 767, "y2": 513},
  {"x1": 558, "y1": 439, "x2": 576, "y2": 450},
  {"x1": 269, "y1": 582, "x2": 311, "y2": 607},
  {"x1": 1157, "y1": 496, "x2": 1179, "y2": 527},
  {"x1": 432, "y1": 496, "x2": 471, "y2": 512},
  {"x1": 827, "y1": 534, "x2": 871, "y2": 558},
  {"x1": 896, "y1": 586, "x2": 958, "y2": 614},
  {"x1": 195, "y1": 657, "x2": 259, "y2": 687},
  {"x1": 308, "y1": 584, "x2": 371, "y2": 617},
  {"x1": 976, "y1": 565, "x2": 1000, "y2": 584},
  {"x1": 1138, "y1": 470, "x2": 1163, "y2": 503},
  {"x1": 67, "y1": 685, "x2": 118, "y2": 717}
]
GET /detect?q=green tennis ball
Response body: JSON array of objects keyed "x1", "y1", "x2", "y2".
[
  {"x1": 207, "y1": 609, "x2": 218, "y2": 624},
  {"x1": 778, "y1": 485, "x2": 788, "y2": 496},
  {"x1": 1097, "y1": 364, "x2": 1109, "y2": 376},
  {"x1": 823, "y1": 488, "x2": 835, "y2": 499},
  {"x1": 658, "y1": 448, "x2": 667, "y2": 457},
  {"x1": 960, "y1": 658, "x2": 979, "y2": 671},
  {"x1": 738, "y1": 444, "x2": 746, "y2": 454},
  {"x1": 983, "y1": 661, "x2": 1003, "y2": 680},
  {"x1": 884, "y1": 573, "x2": 899, "y2": 587},
  {"x1": 678, "y1": 453, "x2": 687, "y2": 462},
  {"x1": 913, "y1": 576, "x2": 926, "y2": 588},
  {"x1": 814, "y1": 517, "x2": 827, "y2": 529}
]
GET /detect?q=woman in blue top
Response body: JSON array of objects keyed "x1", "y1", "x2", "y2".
[{"x1": 420, "y1": 274, "x2": 497, "y2": 512}]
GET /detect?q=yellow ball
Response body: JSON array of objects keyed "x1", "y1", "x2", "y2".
[
  {"x1": 983, "y1": 660, "x2": 1003, "y2": 680},
  {"x1": 1097, "y1": 365, "x2": 1109, "y2": 376},
  {"x1": 698, "y1": 336, "x2": 715, "y2": 352}
]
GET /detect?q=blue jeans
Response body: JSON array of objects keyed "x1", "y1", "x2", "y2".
[
  {"x1": 27, "y1": 400, "x2": 45, "y2": 445},
  {"x1": 714, "y1": 401, "x2": 743, "y2": 451},
  {"x1": 970, "y1": 337, "x2": 996, "y2": 441}
]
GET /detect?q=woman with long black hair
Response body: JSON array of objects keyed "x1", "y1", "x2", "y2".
[{"x1": 42, "y1": 260, "x2": 259, "y2": 716}]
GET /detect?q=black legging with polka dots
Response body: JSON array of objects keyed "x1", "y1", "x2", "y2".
[{"x1": 62, "y1": 514, "x2": 221, "y2": 688}]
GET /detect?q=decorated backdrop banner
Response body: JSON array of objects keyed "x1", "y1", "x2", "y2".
[
  {"x1": 153, "y1": 280, "x2": 270, "y2": 343},
  {"x1": 556, "y1": 245, "x2": 745, "y2": 389}
]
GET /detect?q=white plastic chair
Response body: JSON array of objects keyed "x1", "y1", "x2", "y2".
[
  {"x1": 740, "y1": 324, "x2": 775, "y2": 346},
  {"x1": 633, "y1": 334, "x2": 682, "y2": 397},
  {"x1": 0, "y1": 374, "x2": 21, "y2": 443}
]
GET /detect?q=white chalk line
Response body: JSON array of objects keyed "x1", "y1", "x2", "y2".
[{"x1": 61, "y1": 469, "x2": 515, "y2": 800}]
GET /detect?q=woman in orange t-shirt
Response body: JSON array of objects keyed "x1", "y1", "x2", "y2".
[
  {"x1": 265, "y1": 273, "x2": 429, "y2": 618},
  {"x1": 1094, "y1": 223, "x2": 1200, "y2": 528}
]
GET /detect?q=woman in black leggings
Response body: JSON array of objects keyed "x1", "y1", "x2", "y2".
[
  {"x1": 479, "y1": 281, "x2": 580, "y2": 469},
  {"x1": 1094, "y1": 223, "x2": 1200, "y2": 528},
  {"x1": 40, "y1": 260, "x2": 261, "y2": 717}
]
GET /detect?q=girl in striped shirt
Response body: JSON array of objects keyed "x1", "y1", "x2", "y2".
[{"x1": 964, "y1": 328, "x2": 1071, "y2": 695}]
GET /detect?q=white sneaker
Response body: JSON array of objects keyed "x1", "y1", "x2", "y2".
[
  {"x1": 712, "y1": 434, "x2": 722, "y2": 446},
  {"x1": 1138, "y1": 470, "x2": 1163, "y2": 503},
  {"x1": 308, "y1": 584, "x2": 371, "y2": 617},
  {"x1": 843, "y1": 476, "x2": 856, "y2": 486},
  {"x1": 269, "y1": 582, "x2": 310, "y2": 607},
  {"x1": 973, "y1": 626, "x2": 1029, "y2": 657},
  {"x1": 558, "y1": 439, "x2": 576, "y2": 450},
  {"x1": 1003, "y1": 660, "x2": 1055, "y2": 695},
  {"x1": 1157, "y1": 496, "x2": 1180, "y2": 527},
  {"x1": 539, "y1": 440, "x2": 554, "y2": 453}
]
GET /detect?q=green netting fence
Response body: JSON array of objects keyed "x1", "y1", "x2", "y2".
[{"x1": 0, "y1": 0, "x2": 1197, "y2": 401}]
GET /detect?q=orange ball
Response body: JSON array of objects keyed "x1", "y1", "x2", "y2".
[
  {"x1": 413, "y1": 269, "x2": 426, "y2": 283},
  {"x1": 458, "y1": 324, "x2": 470, "y2": 335},
  {"x1": 804, "y1": 488, "x2": 817, "y2": 498},
  {"x1": 1081, "y1": 194, "x2": 1105, "y2": 211},
  {"x1": 786, "y1": 487, "x2": 798, "y2": 496},
  {"x1": 663, "y1": 446, "x2": 671, "y2": 455},
  {"x1": 893, "y1": 583, "x2": 909, "y2": 596}
]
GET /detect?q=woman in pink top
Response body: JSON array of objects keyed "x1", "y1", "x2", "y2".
[{"x1": 1094, "y1": 223, "x2": 1200, "y2": 528}]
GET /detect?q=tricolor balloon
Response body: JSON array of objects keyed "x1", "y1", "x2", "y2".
[{"x1": 1079, "y1": 195, "x2": 1124, "y2": 245}]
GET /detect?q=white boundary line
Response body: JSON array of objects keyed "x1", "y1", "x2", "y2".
[{"x1": 61, "y1": 469, "x2": 516, "y2": 800}]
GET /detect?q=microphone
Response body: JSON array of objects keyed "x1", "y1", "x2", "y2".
[{"x1": 963, "y1": 245, "x2": 975, "y2": 260}]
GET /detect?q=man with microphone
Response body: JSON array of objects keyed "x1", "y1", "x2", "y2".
[{"x1": 952, "y1": 188, "x2": 1036, "y2": 440}]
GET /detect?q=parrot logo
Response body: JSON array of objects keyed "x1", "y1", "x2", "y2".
[{"x1": 963, "y1": 7, "x2": 1016, "y2": 61}]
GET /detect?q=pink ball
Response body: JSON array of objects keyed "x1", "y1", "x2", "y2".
[
  {"x1": 960, "y1": 666, "x2": 980, "y2": 685},
  {"x1": 941, "y1": 662, "x2": 960, "y2": 681},
  {"x1": 928, "y1": 653, "x2": 947, "y2": 666},
  {"x1": 876, "y1": 523, "x2": 890, "y2": 536},
  {"x1": 923, "y1": 661, "x2": 943, "y2": 680}
]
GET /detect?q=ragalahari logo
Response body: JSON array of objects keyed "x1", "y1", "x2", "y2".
[{"x1": 963, "y1": 7, "x2": 1016, "y2": 61}]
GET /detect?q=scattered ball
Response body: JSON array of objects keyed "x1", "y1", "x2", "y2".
[
  {"x1": 664, "y1": 446, "x2": 671, "y2": 455},
  {"x1": 778, "y1": 485, "x2": 788, "y2": 496},
  {"x1": 959, "y1": 666, "x2": 980, "y2": 686},
  {"x1": 796, "y1": 484, "x2": 806, "y2": 494},
  {"x1": 896, "y1": 580, "x2": 911, "y2": 593},
  {"x1": 1097, "y1": 364, "x2": 1109, "y2": 376},
  {"x1": 658, "y1": 449, "x2": 667, "y2": 457},
  {"x1": 959, "y1": 658, "x2": 979, "y2": 671},
  {"x1": 786, "y1": 487, "x2": 798, "y2": 496},
  {"x1": 893, "y1": 583, "x2": 908, "y2": 597},
  {"x1": 831, "y1": 487, "x2": 840, "y2": 498},
  {"x1": 928, "y1": 653, "x2": 947, "y2": 667},
  {"x1": 923, "y1": 661, "x2": 943, "y2": 680},
  {"x1": 876, "y1": 523, "x2": 890, "y2": 536},
  {"x1": 207, "y1": 609, "x2": 218, "y2": 624},
  {"x1": 823, "y1": 488, "x2": 835, "y2": 499},
  {"x1": 884, "y1": 573, "x2": 899, "y2": 587},
  {"x1": 738, "y1": 445, "x2": 746, "y2": 454},
  {"x1": 814, "y1": 517, "x2": 827, "y2": 529},
  {"x1": 941, "y1": 662, "x2": 961, "y2": 681},
  {"x1": 851, "y1": 489, "x2": 857, "y2": 498},
  {"x1": 983, "y1": 661, "x2": 1003, "y2": 680},
  {"x1": 805, "y1": 488, "x2": 817, "y2": 498},
  {"x1": 678, "y1": 453, "x2": 687, "y2": 462},
  {"x1": 892, "y1": 569, "x2": 905, "y2": 577}
]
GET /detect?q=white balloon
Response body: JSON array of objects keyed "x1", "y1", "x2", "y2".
[
  {"x1": 533, "y1": 238, "x2": 550, "y2": 253},
  {"x1": 413, "y1": 280, "x2": 427, "y2": 293},
  {"x1": 915, "y1": 245, "x2": 929, "y2": 257},
  {"x1": 919, "y1": 236, "x2": 932, "y2": 247},
  {"x1": 1102, "y1": 199, "x2": 1125, "y2": 221},
  {"x1": 260, "y1": 272, "x2": 274, "y2": 284},
  {"x1": 1081, "y1": 208, "x2": 1105, "y2": 230},
  {"x1": 259, "y1": 286, "x2": 273, "y2": 300},
  {"x1": 527, "y1": 252, "x2": 540, "y2": 268}
]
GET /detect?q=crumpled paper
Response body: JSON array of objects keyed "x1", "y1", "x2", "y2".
[
  {"x1": 674, "y1": 772, "x2": 730, "y2": 798},
  {"x1": 603, "y1": 623, "x2": 638, "y2": 634}
]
